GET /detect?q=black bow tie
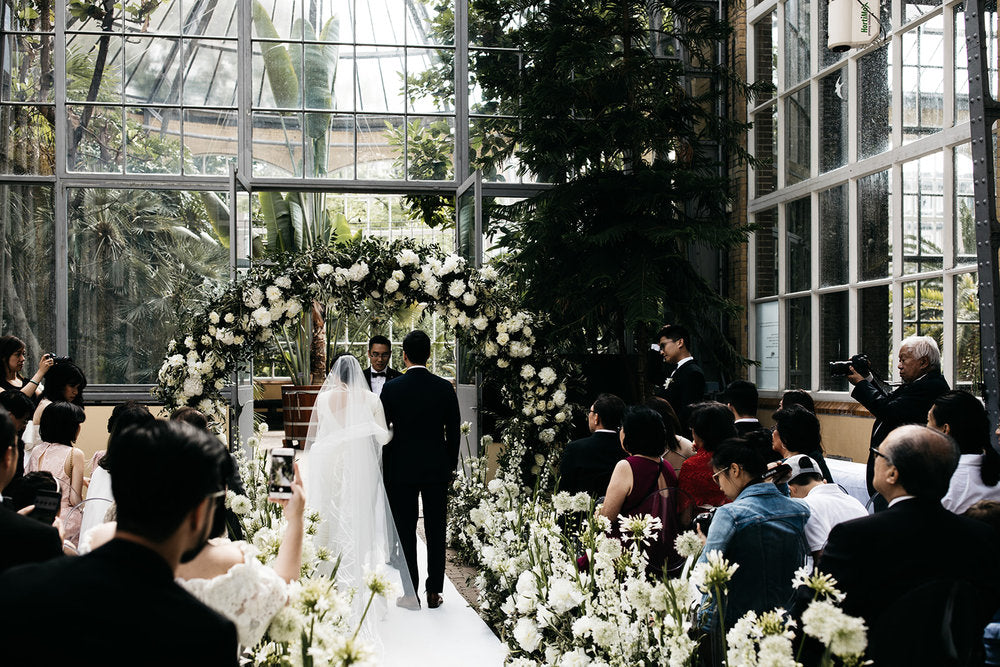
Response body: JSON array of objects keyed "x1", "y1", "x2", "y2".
[{"x1": 372, "y1": 372, "x2": 386, "y2": 377}]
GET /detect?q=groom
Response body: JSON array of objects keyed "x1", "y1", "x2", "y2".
[{"x1": 379, "y1": 330, "x2": 461, "y2": 610}]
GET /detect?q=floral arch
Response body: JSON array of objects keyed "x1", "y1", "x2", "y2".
[{"x1": 155, "y1": 237, "x2": 576, "y2": 483}]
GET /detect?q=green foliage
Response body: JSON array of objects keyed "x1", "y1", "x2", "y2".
[
  {"x1": 386, "y1": 118, "x2": 456, "y2": 229},
  {"x1": 471, "y1": 0, "x2": 757, "y2": 382}
]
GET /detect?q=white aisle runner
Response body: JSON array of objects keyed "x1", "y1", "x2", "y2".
[{"x1": 376, "y1": 535, "x2": 507, "y2": 666}]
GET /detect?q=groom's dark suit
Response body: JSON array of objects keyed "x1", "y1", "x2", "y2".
[
  {"x1": 0, "y1": 538, "x2": 238, "y2": 665},
  {"x1": 379, "y1": 366, "x2": 461, "y2": 598}
]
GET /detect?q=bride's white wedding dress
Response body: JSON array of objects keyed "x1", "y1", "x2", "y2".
[{"x1": 303, "y1": 355, "x2": 412, "y2": 649}]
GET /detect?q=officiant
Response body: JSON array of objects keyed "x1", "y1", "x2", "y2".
[{"x1": 363, "y1": 335, "x2": 401, "y2": 396}]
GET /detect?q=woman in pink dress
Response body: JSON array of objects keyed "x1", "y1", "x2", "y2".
[{"x1": 26, "y1": 402, "x2": 86, "y2": 548}]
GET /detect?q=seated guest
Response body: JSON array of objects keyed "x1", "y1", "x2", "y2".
[
  {"x1": 79, "y1": 401, "x2": 154, "y2": 541},
  {"x1": 926, "y1": 390, "x2": 1000, "y2": 514},
  {"x1": 170, "y1": 406, "x2": 247, "y2": 539},
  {"x1": 177, "y1": 462, "x2": 305, "y2": 647},
  {"x1": 964, "y1": 501, "x2": 1000, "y2": 666},
  {"x1": 779, "y1": 389, "x2": 815, "y2": 414},
  {"x1": 31, "y1": 358, "x2": 87, "y2": 425},
  {"x1": 723, "y1": 380, "x2": 765, "y2": 437},
  {"x1": 697, "y1": 437, "x2": 810, "y2": 630},
  {"x1": 779, "y1": 454, "x2": 866, "y2": 559},
  {"x1": 771, "y1": 405, "x2": 834, "y2": 483},
  {"x1": 0, "y1": 389, "x2": 36, "y2": 486},
  {"x1": 558, "y1": 393, "x2": 626, "y2": 497},
  {"x1": 26, "y1": 402, "x2": 86, "y2": 547},
  {"x1": 0, "y1": 420, "x2": 239, "y2": 665},
  {"x1": 601, "y1": 406, "x2": 680, "y2": 575},
  {"x1": 0, "y1": 408, "x2": 62, "y2": 573},
  {"x1": 819, "y1": 425, "x2": 1000, "y2": 666},
  {"x1": 645, "y1": 397, "x2": 695, "y2": 471},
  {"x1": 677, "y1": 402, "x2": 738, "y2": 526}
]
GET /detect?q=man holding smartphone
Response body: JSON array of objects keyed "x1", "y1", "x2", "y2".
[{"x1": 0, "y1": 408, "x2": 62, "y2": 573}]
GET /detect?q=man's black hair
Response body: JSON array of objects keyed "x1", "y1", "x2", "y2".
[
  {"x1": 402, "y1": 330, "x2": 431, "y2": 366},
  {"x1": 592, "y1": 393, "x2": 626, "y2": 430},
  {"x1": 724, "y1": 380, "x2": 759, "y2": 417},
  {"x1": 368, "y1": 335, "x2": 391, "y2": 350}
]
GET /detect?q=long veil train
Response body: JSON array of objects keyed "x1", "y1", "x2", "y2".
[{"x1": 301, "y1": 354, "x2": 413, "y2": 652}]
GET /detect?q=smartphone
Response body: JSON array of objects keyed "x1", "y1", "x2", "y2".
[
  {"x1": 268, "y1": 448, "x2": 296, "y2": 500},
  {"x1": 28, "y1": 489, "x2": 61, "y2": 525}
]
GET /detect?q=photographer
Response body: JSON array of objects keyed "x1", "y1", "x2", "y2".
[{"x1": 845, "y1": 335, "x2": 949, "y2": 511}]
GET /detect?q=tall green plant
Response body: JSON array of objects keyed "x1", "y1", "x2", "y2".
[{"x1": 467, "y1": 0, "x2": 761, "y2": 398}]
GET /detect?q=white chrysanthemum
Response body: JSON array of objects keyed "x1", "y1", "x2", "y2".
[
  {"x1": 229, "y1": 494, "x2": 252, "y2": 516},
  {"x1": 447, "y1": 279, "x2": 465, "y2": 298},
  {"x1": 251, "y1": 307, "x2": 272, "y2": 327},
  {"x1": 547, "y1": 578, "x2": 584, "y2": 614},
  {"x1": 285, "y1": 300, "x2": 302, "y2": 318},
  {"x1": 462, "y1": 292, "x2": 477, "y2": 306},
  {"x1": 513, "y1": 617, "x2": 542, "y2": 652},
  {"x1": 675, "y1": 531, "x2": 704, "y2": 559},
  {"x1": 265, "y1": 285, "x2": 282, "y2": 302},
  {"x1": 487, "y1": 478, "x2": 503, "y2": 494},
  {"x1": 397, "y1": 248, "x2": 420, "y2": 266},
  {"x1": 479, "y1": 265, "x2": 498, "y2": 281},
  {"x1": 572, "y1": 614, "x2": 596, "y2": 638},
  {"x1": 516, "y1": 570, "x2": 539, "y2": 600},
  {"x1": 441, "y1": 254, "x2": 462, "y2": 274},
  {"x1": 185, "y1": 335, "x2": 196, "y2": 349},
  {"x1": 559, "y1": 648, "x2": 592, "y2": 667}
]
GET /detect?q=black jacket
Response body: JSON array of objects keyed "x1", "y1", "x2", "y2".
[
  {"x1": 818, "y1": 498, "x2": 1000, "y2": 665},
  {"x1": 0, "y1": 539, "x2": 238, "y2": 666},
  {"x1": 558, "y1": 431, "x2": 627, "y2": 498},
  {"x1": 656, "y1": 359, "x2": 706, "y2": 435},
  {"x1": 852, "y1": 372, "x2": 950, "y2": 495},
  {"x1": 363, "y1": 366, "x2": 401, "y2": 390},
  {"x1": 0, "y1": 504, "x2": 62, "y2": 574},
  {"x1": 379, "y1": 367, "x2": 461, "y2": 485}
]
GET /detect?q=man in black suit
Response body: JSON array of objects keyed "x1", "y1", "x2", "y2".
[
  {"x1": 655, "y1": 324, "x2": 706, "y2": 436},
  {"x1": 380, "y1": 330, "x2": 460, "y2": 611},
  {"x1": 0, "y1": 407, "x2": 62, "y2": 574},
  {"x1": 0, "y1": 420, "x2": 239, "y2": 665},
  {"x1": 558, "y1": 393, "x2": 627, "y2": 497},
  {"x1": 847, "y1": 335, "x2": 950, "y2": 510},
  {"x1": 363, "y1": 334, "x2": 401, "y2": 397},
  {"x1": 818, "y1": 425, "x2": 1000, "y2": 665},
  {"x1": 722, "y1": 380, "x2": 765, "y2": 437}
]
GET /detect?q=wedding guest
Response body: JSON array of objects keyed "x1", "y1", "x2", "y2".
[
  {"x1": 600, "y1": 406, "x2": 680, "y2": 575},
  {"x1": 0, "y1": 420, "x2": 239, "y2": 665},
  {"x1": 779, "y1": 389, "x2": 815, "y2": 414},
  {"x1": 847, "y1": 335, "x2": 950, "y2": 511},
  {"x1": 654, "y1": 325, "x2": 705, "y2": 436},
  {"x1": 79, "y1": 401, "x2": 154, "y2": 541},
  {"x1": 723, "y1": 380, "x2": 765, "y2": 436},
  {"x1": 169, "y1": 406, "x2": 247, "y2": 539},
  {"x1": 26, "y1": 402, "x2": 86, "y2": 548},
  {"x1": 677, "y1": 402, "x2": 737, "y2": 526},
  {"x1": 819, "y1": 425, "x2": 1000, "y2": 665},
  {"x1": 644, "y1": 397, "x2": 695, "y2": 471},
  {"x1": 0, "y1": 335, "x2": 53, "y2": 397},
  {"x1": 926, "y1": 390, "x2": 1000, "y2": 514},
  {"x1": 32, "y1": 358, "x2": 87, "y2": 425},
  {"x1": 696, "y1": 438, "x2": 810, "y2": 631},
  {"x1": 779, "y1": 454, "x2": 866, "y2": 559},
  {"x1": 363, "y1": 335, "x2": 401, "y2": 397},
  {"x1": 965, "y1": 501, "x2": 1000, "y2": 666},
  {"x1": 771, "y1": 405, "x2": 834, "y2": 483},
  {"x1": 0, "y1": 408, "x2": 62, "y2": 573},
  {"x1": 0, "y1": 389, "x2": 36, "y2": 486},
  {"x1": 176, "y1": 462, "x2": 305, "y2": 647},
  {"x1": 558, "y1": 393, "x2": 626, "y2": 497}
]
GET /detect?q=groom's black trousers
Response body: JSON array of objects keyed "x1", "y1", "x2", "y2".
[{"x1": 386, "y1": 480, "x2": 448, "y2": 596}]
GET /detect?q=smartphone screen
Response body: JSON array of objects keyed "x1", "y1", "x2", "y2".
[
  {"x1": 29, "y1": 489, "x2": 61, "y2": 525},
  {"x1": 268, "y1": 448, "x2": 295, "y2": 499}
]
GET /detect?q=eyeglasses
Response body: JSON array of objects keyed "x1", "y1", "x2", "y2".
[
  {"x1": 711, "y1": 469, "x2": 727, "y2": 484},
  {"x1": 369, "y1": 352, "x2": 391, "y2": 359},
  {"x1": 870, "y1": 446, "x2": 892, "y2": 464}
]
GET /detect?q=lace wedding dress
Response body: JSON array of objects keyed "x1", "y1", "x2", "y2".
[
  {"x1": 303, "y1": 355, "x2": 412, "y2": 649},
  {"x1": 177, "y1": 540, "x2": 288, "y2": 647}
]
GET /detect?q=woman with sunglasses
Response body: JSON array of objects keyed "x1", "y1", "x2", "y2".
[{"x1": 695, "y1": 437, "x2": 810, "y2": 634}]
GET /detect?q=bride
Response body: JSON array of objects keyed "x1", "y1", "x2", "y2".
[{"x1": 303, "y1": 353, "x2": 414, "y2": 642}]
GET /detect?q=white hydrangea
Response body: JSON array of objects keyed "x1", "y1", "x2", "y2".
[
  {"x1": 317, "y1": 263, "x2": 334, "y2": 278},
  {"x1": 251, "y1": 307, "x2": 272, "y2": 327},
  {"x1": 265, "y1": 285, "x2": 282, "y2": 302},
  {"x1": 448, "y1": 279, "x2": 466, "y2": 298}
]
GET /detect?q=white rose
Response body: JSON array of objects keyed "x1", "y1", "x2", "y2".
[
  {"x1": 538, "y1": 367, "x2": 557, "y2": 385},
  {"x1": 208, "y1": 312, "x2": 220, "y2": 324},
  {"x1": 392, "y1": 269, "x2": 405, "y2": 281},
  {"x1": 539, "y1": 428, "x2": 555, "y2": 443},
  {"x1": 448, "y1": 279, "x2": 465, "y2": 298},
  {"x1": 251, "y1": 307, "x2": 272, "y2": 327},
  {"x1": 317, "y1": 263, "x2": 334, "y2": 277},
  {"x1": 473, "y1": 316, "x2": 488, "y2": 330},
  {"x1": 224, "y1": 313, "x2": 235, "y2": 324},
  {"x1": 397, "y1": 248, "x2": 420, "y2": 266},
  {"x1": 497, "y1": 359, "x2": 509, "y2": 368},
  {"x1": 496, "y1": 332, "x2": 510, "y2": 346},
  {"x1": 385, "y1": 278, "x2": 399, "y2": 293},
  {"x1": 532, "y1": 415, "x2": 546, "y2": 425},
  {"x1": 265, "y1": 285, "x2": 281, "y2": 302},
  {"x1": 553, "y1": 390, "x2": 566, "y2": 407},
  {"x1": 244, "y1": 288, "x2": 264, "y2": 308},
  {"x1": 441, "y1": 254, "x2": 462, "y2": 274},
  {"x1": 513, "y1": 617, "x2": 542, "y2": 653}
]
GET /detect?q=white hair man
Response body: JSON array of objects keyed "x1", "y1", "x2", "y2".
[{"x1": 846, "y1": 335, "x2": 950, "y2": 511}]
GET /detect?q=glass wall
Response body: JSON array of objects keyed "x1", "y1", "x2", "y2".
[
  {"x1": 748, "y1": 0, "x2": 988, "y2": 392},
  {"x1": 0, "y1": 0, "x2": 483, "y2": 387}
]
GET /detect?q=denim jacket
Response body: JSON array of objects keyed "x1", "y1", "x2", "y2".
[{"x1": 697, "y1": 482, "x2": 810, "y2": 629}]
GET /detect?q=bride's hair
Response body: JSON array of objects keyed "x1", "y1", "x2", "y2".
[{"x1": 330, "y1": 352, "x2": 361, "y2": 384}]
